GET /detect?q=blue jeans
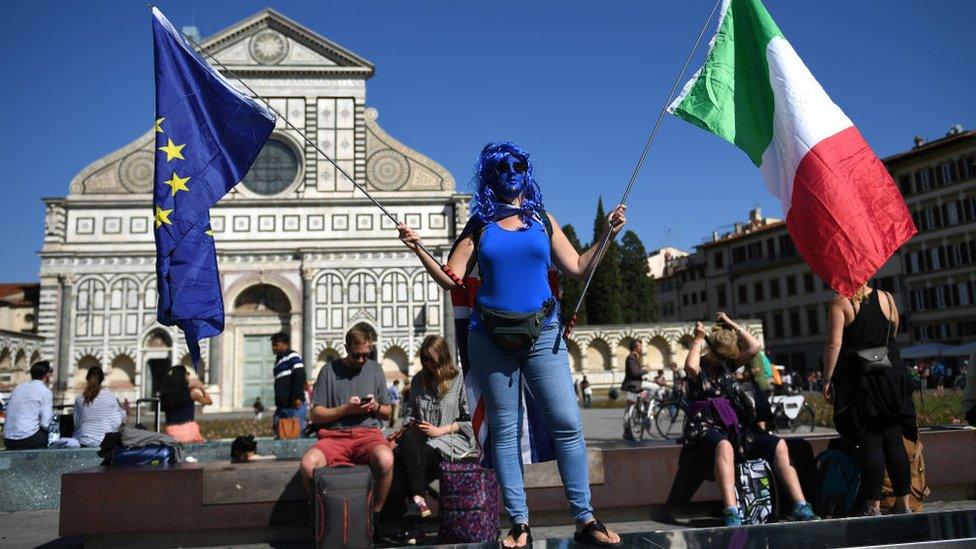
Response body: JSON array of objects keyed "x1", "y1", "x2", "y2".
[
  {"x1": 468, "y1": 323, "x2": 594, "y2": 525},
  {"x1": 274, "y1": 402, "x2": 308, "y2": 435}
]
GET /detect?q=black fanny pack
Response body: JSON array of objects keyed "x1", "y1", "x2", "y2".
[{"x1": 477, "y1": 297, "x2": 557, "y2": 352}]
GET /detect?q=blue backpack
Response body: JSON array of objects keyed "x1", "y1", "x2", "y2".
[{"x1": 814, "y1": 448, "x2": 861, "y2": 517}]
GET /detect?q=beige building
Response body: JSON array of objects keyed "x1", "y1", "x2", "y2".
[
  {"x1": 885, "y1": 126, "x2": 976, "y2": 345},
  {"x1": 656, "y1": 207, "x2": 905, "y2": 374},
  {"x1": 0, "y1": 283, "x2": 43, "y2": 391}
]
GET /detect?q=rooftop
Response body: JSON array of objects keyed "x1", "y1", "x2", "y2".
[{"x1": 883, "y1": 125, "x2": 976, "y2": 165}]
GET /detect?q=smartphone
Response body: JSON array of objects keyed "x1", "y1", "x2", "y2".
[{"x1": 360, "y1": 395, "x2": 373, "y2": 404}]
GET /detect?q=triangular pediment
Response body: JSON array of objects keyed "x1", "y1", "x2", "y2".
[{"x1": 197, "y1": 8, "x2": 374, "y2": 77}]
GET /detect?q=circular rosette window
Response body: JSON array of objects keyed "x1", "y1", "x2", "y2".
[
  {"x1": 241, "y1": 138, "x2": 301, "y2": 196},
  {"x1": 367, "y1": 149, "x2": 410, "y2": 191}
]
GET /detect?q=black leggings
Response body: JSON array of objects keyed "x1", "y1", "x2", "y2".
[
  {"x1": 393, "y1": 428, "x2": 441, "y2": 498},
  {"x1": 861, "y1": 422, "x2": 911, "y2": 500}
]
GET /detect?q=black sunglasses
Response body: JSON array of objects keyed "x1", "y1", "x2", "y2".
[
  {"x1": 496, "y1": 159, "x2": 528, "y2": 174},
  {"x1": 349, "y1": 352, "x2": 371, "y2": 360}
]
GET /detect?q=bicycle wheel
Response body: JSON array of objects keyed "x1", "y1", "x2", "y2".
[
  {"x1": 790, "y1": 403, "x2": 816, "y2": 433},
  {"x1": 656, "y1": 403, "x2": 683, "y2": 439},
  {"x1": 636, "y1": 399, "x2": 648, "y2": 440},
  {"x1": 626, "y1": 402, "x2": 641, "y2": 439}
]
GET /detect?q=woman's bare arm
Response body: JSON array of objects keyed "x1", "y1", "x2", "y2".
[{"x1": 684, "y1": 322, "x2": 707, "y2": 379}]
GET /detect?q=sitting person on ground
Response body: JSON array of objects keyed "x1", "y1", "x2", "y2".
[
  {"x1": 72, "y1": 366, "x2": 125, "y2": 447},
  {"x1": 270, "y1": 332, "x2": 307, "y2": 436},
  {"x1": 159, "y1": 366, "x2": 210, "y2": 443},
  {"x1": 3, "y1": 361, "x2": 54, "y2": 451},
  {"x1": 394, "y1": 334, "x2": 476, "y2": 523},
  {"x1": 299, "y1": 327, "x2": 393, "y2": 521},
  {"x1": 683, "y1": 313, "x2": 817, "y2": 526}
]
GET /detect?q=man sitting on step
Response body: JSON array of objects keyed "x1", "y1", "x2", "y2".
[{"x1": 299, "y1": 327, "x2": 393, "y2": 515}]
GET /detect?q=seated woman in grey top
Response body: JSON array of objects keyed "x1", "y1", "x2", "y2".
[
  {"x1": 73, "y1": 366, "x2": 125, "y2": 447},
  {"x1": 394, "y1": 334, "x2": 476, "y2": 521}
]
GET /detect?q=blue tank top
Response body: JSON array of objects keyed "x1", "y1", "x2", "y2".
[{"x1": 475, "y1": 217, "x2": 552, "y2": 314}]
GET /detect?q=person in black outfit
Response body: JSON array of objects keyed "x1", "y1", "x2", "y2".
[
  {"x1": 822, "y1": 284, "x2": 916, "y2": 516},
  {"x1": 621, "y1": 339, "x2": 648, "y2": 440}
]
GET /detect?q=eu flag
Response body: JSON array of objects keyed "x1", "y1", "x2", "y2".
[{"x1": 152, "y1": 8, "x2": 275, "y2": 366}]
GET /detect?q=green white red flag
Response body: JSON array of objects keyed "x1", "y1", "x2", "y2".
[{"x1": 668, "y1": 0, "x2": 916, "y2": 297}]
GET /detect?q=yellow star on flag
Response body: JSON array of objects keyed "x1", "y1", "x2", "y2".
[
  {"x1": 158, "y1": 138, "x2": 185, "y2": 161},
  {"x1": 154, "y1": 205, "x2": 174, "y2": 228},
  {"x1": 205, "y1": 229, "x2": 215, "y2": 236},
  {"x1": 163, "y1": 172, "x2": 190, "y2": 196},
  {"x1": 155, "y1": 117, "x2": 165, "y2": 133}
]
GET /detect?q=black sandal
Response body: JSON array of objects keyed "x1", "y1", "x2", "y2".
[
  {"x1": 504, "y1": 523, "x2": 532, "y2": 547},
  {"x1": 573, "y1": 519, "x2": 621, "y2": 547}
]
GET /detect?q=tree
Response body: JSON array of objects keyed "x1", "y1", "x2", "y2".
[
  {"x1": 559, "y1": 223, "x2": 586, "y2": 325},
  {"x1": 584, "y1": 198, "x2": 622, "y2": 325},
  {"x1": 619, "y1": 230, "x2": 659, "y2": 323}
]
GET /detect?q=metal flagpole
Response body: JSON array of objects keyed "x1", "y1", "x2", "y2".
[
  {"x1": 179, "y1": 32, "x2": 464, "y2": 285},
  {"x1": 563, "y1": 0, "x2": 724, "y2": 337}
]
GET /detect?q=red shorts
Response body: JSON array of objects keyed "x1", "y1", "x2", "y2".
[{"x1": 312, "y1": 427, "x2": 387, "y2": 466}]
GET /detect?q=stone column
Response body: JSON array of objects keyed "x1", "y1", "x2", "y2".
[
  {"x1": 302, "y1": 266, "x2": 315, "y2": 365},
  {"x1": 56, "y1": 274, "x2": 73, "y2": 398},
  {"x1": 208, "y1": 333, "x2": 222, "y2": 386}
]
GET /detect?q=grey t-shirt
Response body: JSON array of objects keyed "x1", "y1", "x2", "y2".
[{"x1": 312, "y1": 359, "x2": 390, "y2": 429}]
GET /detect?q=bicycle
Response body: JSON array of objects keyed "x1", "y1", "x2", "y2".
[
  {"x1": 655, "y1": 388, "x2": 688, "y2": 440},
  {"x1": 624, "y1": 386, "x2": 658, "y2": 440},
  {"x1": 768, "y1": 392, "x2": 816, "y2": 433}
]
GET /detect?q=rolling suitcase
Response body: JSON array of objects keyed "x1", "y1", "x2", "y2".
[
  {"x1": 438, "y1": 460, "x2": 500, "y2": 543},
  {"x1": 313, "y1": 465, "x2": 374, "y2": 549},
  {"x1": 110, "y1": 445, "x2": 176, "y2": 466}
]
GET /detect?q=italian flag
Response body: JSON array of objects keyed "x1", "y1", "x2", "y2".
[{"x1": 669, "y1": 0, "x2": 916, "y2": 297}]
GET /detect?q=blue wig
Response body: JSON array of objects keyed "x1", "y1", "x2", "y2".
[{"x1": 469, "y1": 141, "x2": 544, "y2": 223}]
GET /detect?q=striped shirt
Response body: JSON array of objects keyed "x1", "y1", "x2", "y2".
[
  {"x1": 73, "y1": 390, "x2": 125, "y2": 447},
  {"x1": 273, "y1": 350, "x2": 306, "y2": 409},
  {"x1": 400, "y1": 372, "x2": 476, "y2": 460}
]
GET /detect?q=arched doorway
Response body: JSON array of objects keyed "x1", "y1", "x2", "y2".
[
  {"x1": 566, "y1": 339, "x2": 583, "y2": 373},
  {"x1": 381, "y1": 346, "x2": 408, "y2": 380},
  {"x1": 233, "y1": 284, "x2": 292, "y2": 412},
  {"x1": 585, "y1": 338, "x2": 612, "y2": 372},
  {"x1": 646, "y1": 336, "x2": 672, "y2": 372},
  {"x1": 141, "y1": 328, "x2": 172, "y2": 397},
  {"x1": 74, "y1": 355, "x2": 101, "y2": 391}
]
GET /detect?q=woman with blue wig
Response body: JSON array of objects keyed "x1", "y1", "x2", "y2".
[{"x1": 399, "y1": 142, "x2": 625, "y2": 547}]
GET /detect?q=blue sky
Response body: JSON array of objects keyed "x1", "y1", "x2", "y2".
[{"x1": 0, "y1": 0, "x2": 973, "y2": 281}]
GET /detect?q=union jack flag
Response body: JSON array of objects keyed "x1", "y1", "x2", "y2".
[{"x1": 451, "y1": 272, "x2": 561, "y2": 467}]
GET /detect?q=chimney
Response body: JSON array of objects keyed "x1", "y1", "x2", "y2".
[
  {"x1": 913, "y1": 135, "x2": 925, "y2": 148},
  {"x1": 734, "y1": 222, "x2": 742, "y2": 234},
  {"x1": 749, "y1": 207, "x2": 762, "y2": 223},
  {"x1": 948, "y1": 124, "x2": 964, "y2": 136},
  {"x1": 712, "y1": 230, "x2": 719, "y2": 242}
]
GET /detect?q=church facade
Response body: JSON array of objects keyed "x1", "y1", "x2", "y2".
[{"x1": 38, "y1": 9, "x2": 468, "y2": 410}]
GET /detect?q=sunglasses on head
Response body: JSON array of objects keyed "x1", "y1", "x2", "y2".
[
  {"x1": 349, "y1": 351, "x2": 371, "y2": 360},
  {"x1": 496, "y1": 158, "x2": 528, "y2": 174}
]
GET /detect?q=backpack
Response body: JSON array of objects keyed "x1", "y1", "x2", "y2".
[
  {"x1": 881, "y1": 437, "x2": 930, "y2": 512},
  {"x1": 438, "y1": 460, "x2": 500, "y2": 543},
  {"x1": 313, "y1": 465, "x2": 374, "y2": 549},
  {"x1": 736, "y1": 458, "x2": 778, "y2": 525},
  {"x1": 814, "y1": 448, "x2": 862, "y2": 518}
]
